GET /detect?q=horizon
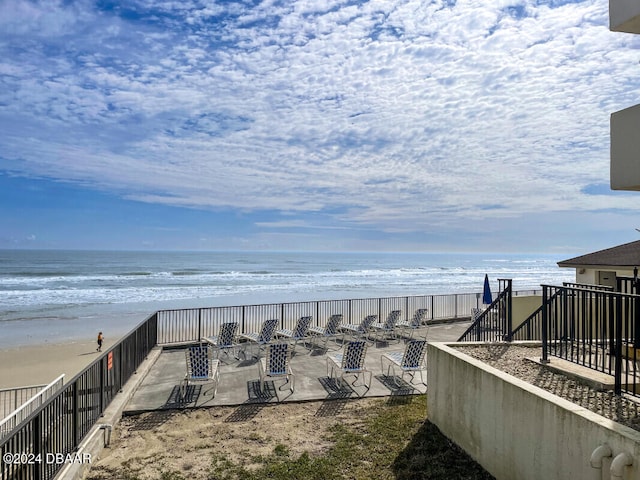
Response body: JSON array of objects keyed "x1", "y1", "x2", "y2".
[
  {"x1": 2, "y1": 0, "x2": 640, "y2": 253},
  {"x1": 0, "y1": 246, "x2": 577, "y2": 257}
]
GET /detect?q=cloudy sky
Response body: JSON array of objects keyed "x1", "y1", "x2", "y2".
[{"x1": 1, "y1": 0, "x2": 639, "y2": 253}]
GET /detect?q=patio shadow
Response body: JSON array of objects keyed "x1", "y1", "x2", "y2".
[{"x1": 374, "y1": 374, "x2": 418, "y2": 396}]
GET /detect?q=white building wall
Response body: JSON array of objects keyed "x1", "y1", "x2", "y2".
[
  {"x1": 427, "y1": 342, "x2": 640, "y2": 480},
  {"x1": 610, "y1": 1, "x2": 640, "y2": 191},
  {"x1": 610, "y1": 0, "x2": 640, "y2": 33}
]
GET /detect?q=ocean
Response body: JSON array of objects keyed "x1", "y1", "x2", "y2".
[{"x1": 0, "y1": 250, "x2": 574, "y2": 348}]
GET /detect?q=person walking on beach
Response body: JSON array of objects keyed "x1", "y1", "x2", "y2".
[{"x1": 97, "y1": 332, "x2": 104, "y2": 352}]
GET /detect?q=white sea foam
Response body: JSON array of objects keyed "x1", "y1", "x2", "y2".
[{"x1": 0, "y1": 250, "x2": 575, "y2": 347}]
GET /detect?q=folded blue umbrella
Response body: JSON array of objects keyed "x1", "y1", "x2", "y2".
[{"x1": 482, "y1": 274, "x2": 493, "y2": 305}]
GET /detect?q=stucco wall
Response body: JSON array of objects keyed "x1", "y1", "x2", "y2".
[
  {"x1": 512, "y1": 296, "x2": 541, "y2": 331},
  {"x1": 427, "y1": 342, "x2": 640, "y2": 480},
  {"x1": 574, "y1": 268, "x2": 635, "y2": 286}
]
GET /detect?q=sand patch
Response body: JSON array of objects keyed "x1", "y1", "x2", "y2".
[{"x1": 85, "y1": 398, "x2": 380, "y2": 479}]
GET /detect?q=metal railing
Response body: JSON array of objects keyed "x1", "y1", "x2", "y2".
[
  {"x1": 0, "y1": 376, "x2": 65, "y2": 441},
  {"x1": 1, "y1": 387, "x2": 51, "y2": 423},
  {"x1": 156, "y1": 292, "x2": 481, "y2": 345},
  {"x1": 617, "y1": 276, "x2": 637, "y2": 294},
  {"x1": 0, "y1": 314, "x2": 157, "y2": 480},
  {"x1": 511, "y1": 277, "x2": 632, "y2": 341},
  {"x1": 457, "y1": 280, "x2": 513, "y2": 342},
  {"x1": 540, "y1": 284, "x2": 640, "y2": 397},
  {"x1": 511, "y1": 283, "x2": 608, "y2": 341}
]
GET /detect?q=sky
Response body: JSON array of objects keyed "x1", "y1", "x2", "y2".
[{"x1": 1, "y1": 0, "x2": 640, "y2": 254}]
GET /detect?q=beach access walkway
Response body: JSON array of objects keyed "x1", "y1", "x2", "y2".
[{"x1": 124, "y1": 320, "x2": 471, "y2": 414}]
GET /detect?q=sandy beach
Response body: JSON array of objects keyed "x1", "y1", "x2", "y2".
[{"x1": 0, "y1": 338, "x2": 115, "y2": 389}]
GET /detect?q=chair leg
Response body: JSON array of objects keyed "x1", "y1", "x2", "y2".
[
  {"x1": 418, "y1": 369, "x2": 426, "y2": 386},
  {"x1": 213, "y1": 369, "x2": 220, "y2": 397},
  {"x1": 281, "y1": 370, "x2": 294, "y2": 393},
  {"x1": 391, "y1": 365, "x2": 401, "y2": 387},
  {"x1": 180, "y1": 378, "x2": 188, "y2": 399}
]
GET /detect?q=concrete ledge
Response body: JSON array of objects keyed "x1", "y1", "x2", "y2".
[
  {"x1": 427, "y1": 342, "x2": 640, "y2": 480},
  {"x1": 525, "y1": 356, "x2": 617, "y2": 391},
  {"x1": 55, "y1": 347, "x2": 162, "y2": 480}
]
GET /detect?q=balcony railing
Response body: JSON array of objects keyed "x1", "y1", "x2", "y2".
[
  {"x1": 0, "y1": 376, "x2": 65, "y2": 441},
  {"x1": 156, "y1": 292, "x2": 482, "y2": 345},
  {"x1": 540, "y1": 284, "x2": 640, "y2": 396},
  {"x1": 457, "y1": 280, "x2": 513, "y2": 342}
]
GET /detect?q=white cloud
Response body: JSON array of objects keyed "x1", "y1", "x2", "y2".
[{"x1": 1, "y1": 0, "x2": 640, "y2": 250}]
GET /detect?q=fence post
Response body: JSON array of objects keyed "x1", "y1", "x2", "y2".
[
  {"x1": 281, "y1": 304, "x2": 285, "y2": 328},
  {"x1": 71, "y1": 381, "x2": 79, "y2": 448},
  {"x1": 34, "y1": 411, "x2": 42, "y2": 480},
  {"x1": 541, "y1": 286, "x2": 549, "y2": 364},
  {"x1": 615, "y1": 294, "x2": 623, "y2": 395},
  {"x1": 100, "y1": 357, "x2": 105, "y2": 416},
  {"x1": 198, "y1": 309, "x2": 202, "y2": 343},
  {"x1": 634, "y1": 273, "x2": 640, "y2": 346},
  {"x1": 118, "y1": 342, "x2": 124, "y2": 393},
  {"x1": 405, "y1": 296, "x2": 409, "y2": 321},
  {"x1": 454, "y1": 294, "x2": 458, "y2": 319},
  {"x1": 506, "y1": 280, "x2": 513, "y2": 342},
  {"x1": 430, "y1": 296, "x2": 434, "y2": 321}
]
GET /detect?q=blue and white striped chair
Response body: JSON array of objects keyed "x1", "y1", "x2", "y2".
[
  {"x1": 240, "y1": 318, "x2": 279, "y2": 359},
  {"x1": 371, "y1": 310, "x2": 402, "y2": 342},
  {"x1": 326, "y1": 340, "x2": 371, "y2": 395},
  {"x1": 397, "y1": 308, "x2": 428, "y2": 340},
  {"x1": 181, "y1": 344, "x2": 220, "y2": 399},
  {"x1": 380, "y1": 339, "x2": 427, "y2": 387},
  {"x1": 338, "y1": 314, "x2": 377, "y2": 343},
  {"x1": 202, "y1": 321, "x2": 240, "y2": 361},
  {"x1": 275, "y1": 315, "x2": 312, "y2": 353},
  {"x1": 309, "y1": 314, "x2": 343, "y2": 351},
  {"x1": 258, "y1": 342, "x2": 295, "y2": 394}
]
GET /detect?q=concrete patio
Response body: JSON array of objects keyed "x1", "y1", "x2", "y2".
[{"x1": 124, "y1": 321, "x2": 472, "y2": 414}]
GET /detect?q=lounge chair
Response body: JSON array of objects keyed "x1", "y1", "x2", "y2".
[
  {"x1": 308, "y1": 314, "x2": 343, "y2": 351},
  {"x1": 274, "y1": 315, "x2": 312, "y2": 353},
  {"x1": 397, "y1": 308, "x2": 428, "y2": 339},
  {"x1": 258, "y1": 342, "x2": 295, "y2": 395},
  {"x1": 380, "y1": 339, "x2": 427, "y2": 387},
  {"x1": 181, "y1": 344, "x2": 220, "y2": 399},
  {"x1": 338, "y1": 314, "x2": 377, "y2": 342},
  {"x1": 202, "y1": 321, "x2": 240, "y2": 361},
  {"x1": 326, "y1": 340, "x2": 371, "y2": 395},
  {"x1": 239, "y1": 318, "x2": 279, "y2": 359},
  {"x1": 371, "y1": 310, "x2": 402, "y2": 342}
]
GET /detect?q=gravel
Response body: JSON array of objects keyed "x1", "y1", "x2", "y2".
[{"x1": 454, "y1": 344, "x2": 640, "y2": 432}]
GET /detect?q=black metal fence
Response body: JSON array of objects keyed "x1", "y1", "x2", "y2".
[
  {"x1": 0, "y1": 314, "x2": 157, "y2": 480},
  {"x1": 511, "y1": 282, "x2": 611, "y2": 341},
  {"x1": 457, "y1": 280, "x2": 513, "y2": 342},
  {"x1": 539, "y1": 284, "x2": 640, "y2": 397},
  {"x1": 156, "y1": 293, "x2": 481, "y2": 345}
]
